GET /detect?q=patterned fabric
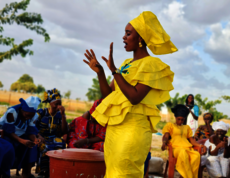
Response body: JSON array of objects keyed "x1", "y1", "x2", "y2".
[
  {"x1": 194, "y1": 126, "x2": 213, "y2": 140},
  {"x1": 204, "y1": 137, "x2": 230, "y2": 177},
  {"x1": 36, "y1": 108, "x2": 65, "y2": 174},
  {"x1": 67, "y1": 116, "x2": 106, "y2": 152},
  {"x1": 0, "y1": 105, "x2": 38, "y2": 136},
  {"x1": 42, "y1": 88, "x2": 61, "y2": 103}
]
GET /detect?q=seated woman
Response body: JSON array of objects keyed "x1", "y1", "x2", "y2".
[
  {"x1": 0, "y1": 138, "x2": 15, "y2": 178},
  {"x1": 0, "y1": 96, "x2": 41, "y2": 178},
  {"x1": 67, "y1": 99, "x2": 106, "y2": 152},
  {"x1": 35, "y1": 88, "x2": 68, "y2": 178},
  {"x1": 162, "y1": 104, "x2": 206, "y2": 178},
  {"x1": 194, "y1": 113, "x2": 214, "y2": 143},
  {"x1": 204, "y1": 121, "x2": 230, "y2": 178}
]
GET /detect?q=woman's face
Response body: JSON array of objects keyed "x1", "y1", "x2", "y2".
[
  {"x1": 123, "y1": 23, "x2": 140, "y2": 52},
  {"x1": 50, "y1": 100, "x2": 61, "y2": 112},
  {"x1": 203, "y1": 115, "x2": 212, "y2": 124},
  {"x1": 216, "y1": 129, "x2": 227, "y2": 140},
  {"x1": 21, "y1": 110, "x2": 36, "y2": 120},
  {"x1": 187, "y1": 95, "x2": 194, "y2": 104},
  {"x1": 176, "y1": 116, "x2": 185, "y2": 126}
]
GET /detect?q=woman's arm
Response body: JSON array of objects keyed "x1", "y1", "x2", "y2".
[
  {"x1": 188, "y1": 108, "x2": 198, "y2": 120},
  {"x1": 73, "y1": 136, "x2": 102, "y2": 148},
  {"x1": 83, "y1": 49, "x2": 113, "y2": 98},
  {"x1": 161, "y1": 132, "x2": 170, "y2": 151},
  {"x1": 188, "y1": 137, "x2": 207, "y2": 155},
  {"x1": 84, "y1": 43, "x2": 151, "y2": 105},
  {"x1": 58, "y1": 105, "x2": 68, "y2": 135}
]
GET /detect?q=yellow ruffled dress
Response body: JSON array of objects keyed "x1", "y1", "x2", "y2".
[
  {"x1": 162, "y1": 123, "x2": 200, "y2": 178},
  {"x1": 92, "y1": 56, "x2": 174, "y2": 178}
]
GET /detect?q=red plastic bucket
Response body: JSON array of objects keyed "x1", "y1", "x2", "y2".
[{"x1": 46, "y1": 148, "x2": 105, "y2": 178}]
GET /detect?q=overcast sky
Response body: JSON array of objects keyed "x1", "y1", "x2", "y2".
[{"x1": 0, "y1": 0, "x2": 230, "y2": 116}]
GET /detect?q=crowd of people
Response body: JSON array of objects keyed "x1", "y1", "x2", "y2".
[{"x1": 0, "y1": 11, "x2": 229, "y2": 178}]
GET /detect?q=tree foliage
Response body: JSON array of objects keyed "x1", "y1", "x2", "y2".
[
  {"x1": 164, "y1": 93, "x2": 188, "y2": 112},
  {"x1": 86, "y1": 76, "x2": 112, "y2": 101},
  {"x1": 222, "y1": 95, "x2": 230, "y2": 103},
  {"x1": 36, "y1": 84, "x2": 45, "y2": 93},
  {"x1": 10, "y1": 73, "x2": 37, "y2": 93},
  {"x1": 18, "y1": 74, "x2": 33, "y2": 83},
  {"x1": 0, "y1": 0, "x2": 50, "y2": 62},
  {"x1": 0, "y1": 81, "x2": 3, "y2": 88},
  {"x1": 64, "y1": 90, "x2": 71, "y2": 99}
]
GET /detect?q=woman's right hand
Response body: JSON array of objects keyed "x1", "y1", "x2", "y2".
[
  {"x1": 83, "y1": 49, "x2": 103, "y2": 74},
  {"x1": 161, "y1": 142, "x2": 168, "y2": 151},
  {"x1": 22, "y1": 140, "x2": 35, "y2": 148}
]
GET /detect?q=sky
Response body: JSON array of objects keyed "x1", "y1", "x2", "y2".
[{"x1": 0, "y1": 0, "x2": 230, "y2": 115}]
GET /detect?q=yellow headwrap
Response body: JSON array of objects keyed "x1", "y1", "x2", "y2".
[{"x1": 129, "y1": 11, "x2": 178, "y2": 55}]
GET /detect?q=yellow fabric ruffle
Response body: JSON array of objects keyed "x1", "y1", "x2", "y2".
[{"x1": 92, "y1": 56, "x2": 174, "y2": 133}]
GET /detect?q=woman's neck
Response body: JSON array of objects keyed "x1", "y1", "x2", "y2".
[
  {"x1": 49, "y1": 108, "x2": 56, "y2": 116},
  {"x1": 132, "y1": 47, "x2": 150, "y2": 61}
]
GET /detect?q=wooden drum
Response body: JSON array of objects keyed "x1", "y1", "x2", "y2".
[{"x1": 46, "y1": 148, "x2": 105, "y2": 178}]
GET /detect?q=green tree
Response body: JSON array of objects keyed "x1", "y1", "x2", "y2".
[
  {"x1": 208, "y1": 108, "x2": 229, "y2": 121},
  {"x1": 0, "y1": 81, "x2": 3, "y2": 88},
  {"x1": 36, "y1": 84, "x2": 45, "y2": 93},
  {"x1": 221, "y1": 95, "x2": 230, "y2": 103},
  {"x1": 194, "y1": 94, "x2": 222, "y2": 114},
  {"x1": 18, "y1": 74, "x2": 33, "y2": 83},
  {"x1": 164, "y1": 93, "x2": 188, "y2": 112},
  {"x1": 0, "y1": 0, "x2": 50, "y2": 63},
  {"x1": 10, "y1": 74, "x2": 37, "y2": 93},
  {"x1": 64, "y1": 90, "x2": 71, "y2": 99},
  {"x1": 86, "y1": 76, "x2": 112, "y2": 101}
]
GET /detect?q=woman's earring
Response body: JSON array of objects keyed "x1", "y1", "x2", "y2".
[{"x1": 139, "y1": 42, "x2": 142, "y2": 48}]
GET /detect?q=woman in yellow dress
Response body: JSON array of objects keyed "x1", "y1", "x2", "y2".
[
  {"x1": 83, "y1": 11, "x2": 177, "y2": 178},
  {"x1": 162, "y1": 104, "x2": 207, "y2": 178}
]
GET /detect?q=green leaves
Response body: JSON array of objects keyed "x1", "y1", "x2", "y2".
[
  {"x1": 86, "y1": 76, "x2": 112, "y2": 101},
  {"x1": 0, "y1": 0, "x2": 50, "y2": 63}
]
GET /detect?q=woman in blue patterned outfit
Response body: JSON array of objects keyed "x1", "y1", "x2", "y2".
[
  {"x1": 36, "y1": 88, "x2": 68, "y2": 178},
  {"x1": 0, "y1": 96, "x2": 41, "y2": 178}
]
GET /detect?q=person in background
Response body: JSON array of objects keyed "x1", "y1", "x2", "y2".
[
  {"x1": 66, "y1": 99, "x2": 106, "y2": 152},
  {"x1": 162, "y1": 104, "x2": 206, "y2": 178},
  {"x1": 36, "y1": 88, "x2": 67, "y2": 178},
  {"x1": 184, "y1": 94, "x2": 199, "y2": 135},
  {"x1": 204, "y1": 121, "x2": 230, "y2": 178},
  {"x1": 0, "y1": 96, "x2": 41, "y2": 178},
  {"x1": 194, "y1": 113, "x2": 214, "y2": 142},
  {"x1": 0, "y1": 138, "x2": 15, "y2": 178}
]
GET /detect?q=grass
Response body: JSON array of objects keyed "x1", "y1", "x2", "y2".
[
  {"x1": 0, "y1": 101, "x2": 9, "y2": 106},
  {"x1": 227, "y1": 129, "x2": 230, "y2": 137},
  {"x1": 156, "y1": 121, "x2": 167, "y2": 130},
  {"x1": 65, "y1": 112, "x2": 78, "y2": 116},
  {"x1": 76, "y1": 108, "x2": 87, "y2": 114}
]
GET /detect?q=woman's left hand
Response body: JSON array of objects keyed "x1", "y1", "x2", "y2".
[
  {"x1": 201, "y1": 145, "x2": 207, "y2": 155},
  {"x1": 101, "y1": 42, "x2": 117, "y2": 72},
  {"x1": 57, "y1": 105, "x2": 65, "y2": 116},
  {"x1": 73, "y1": 139, "x2": 87, "y2": 148}
]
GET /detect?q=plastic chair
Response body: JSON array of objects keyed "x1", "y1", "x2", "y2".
[{"x1": 164, "y1": 144, "x2": 202, "y2": 178}]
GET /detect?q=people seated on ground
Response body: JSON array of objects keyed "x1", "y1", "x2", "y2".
[
  {"x1": 0, "y1": 96, "x2": 41, "y2": 178},
  {"x1": 0, "y1": 138, "x2": 15, "y2": 178},
  {"x1": 194, "y1": 113, "x2": 214, "y2": 143},
  {"x1": 162, "y1": 104, "x2": 206, "y2": 178},
  {"x1": 35, "y1": 88, "x2": 67, "y2": 178},
  {"x1": 204, "y1": 121, "x2": 230, "y2": 178},
  {"x1": 184, "y1": 94, "x2": 200, "y2": 136},
  {"x1": 66, "y1": 99, "x2": 106, "y2": 152}
]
